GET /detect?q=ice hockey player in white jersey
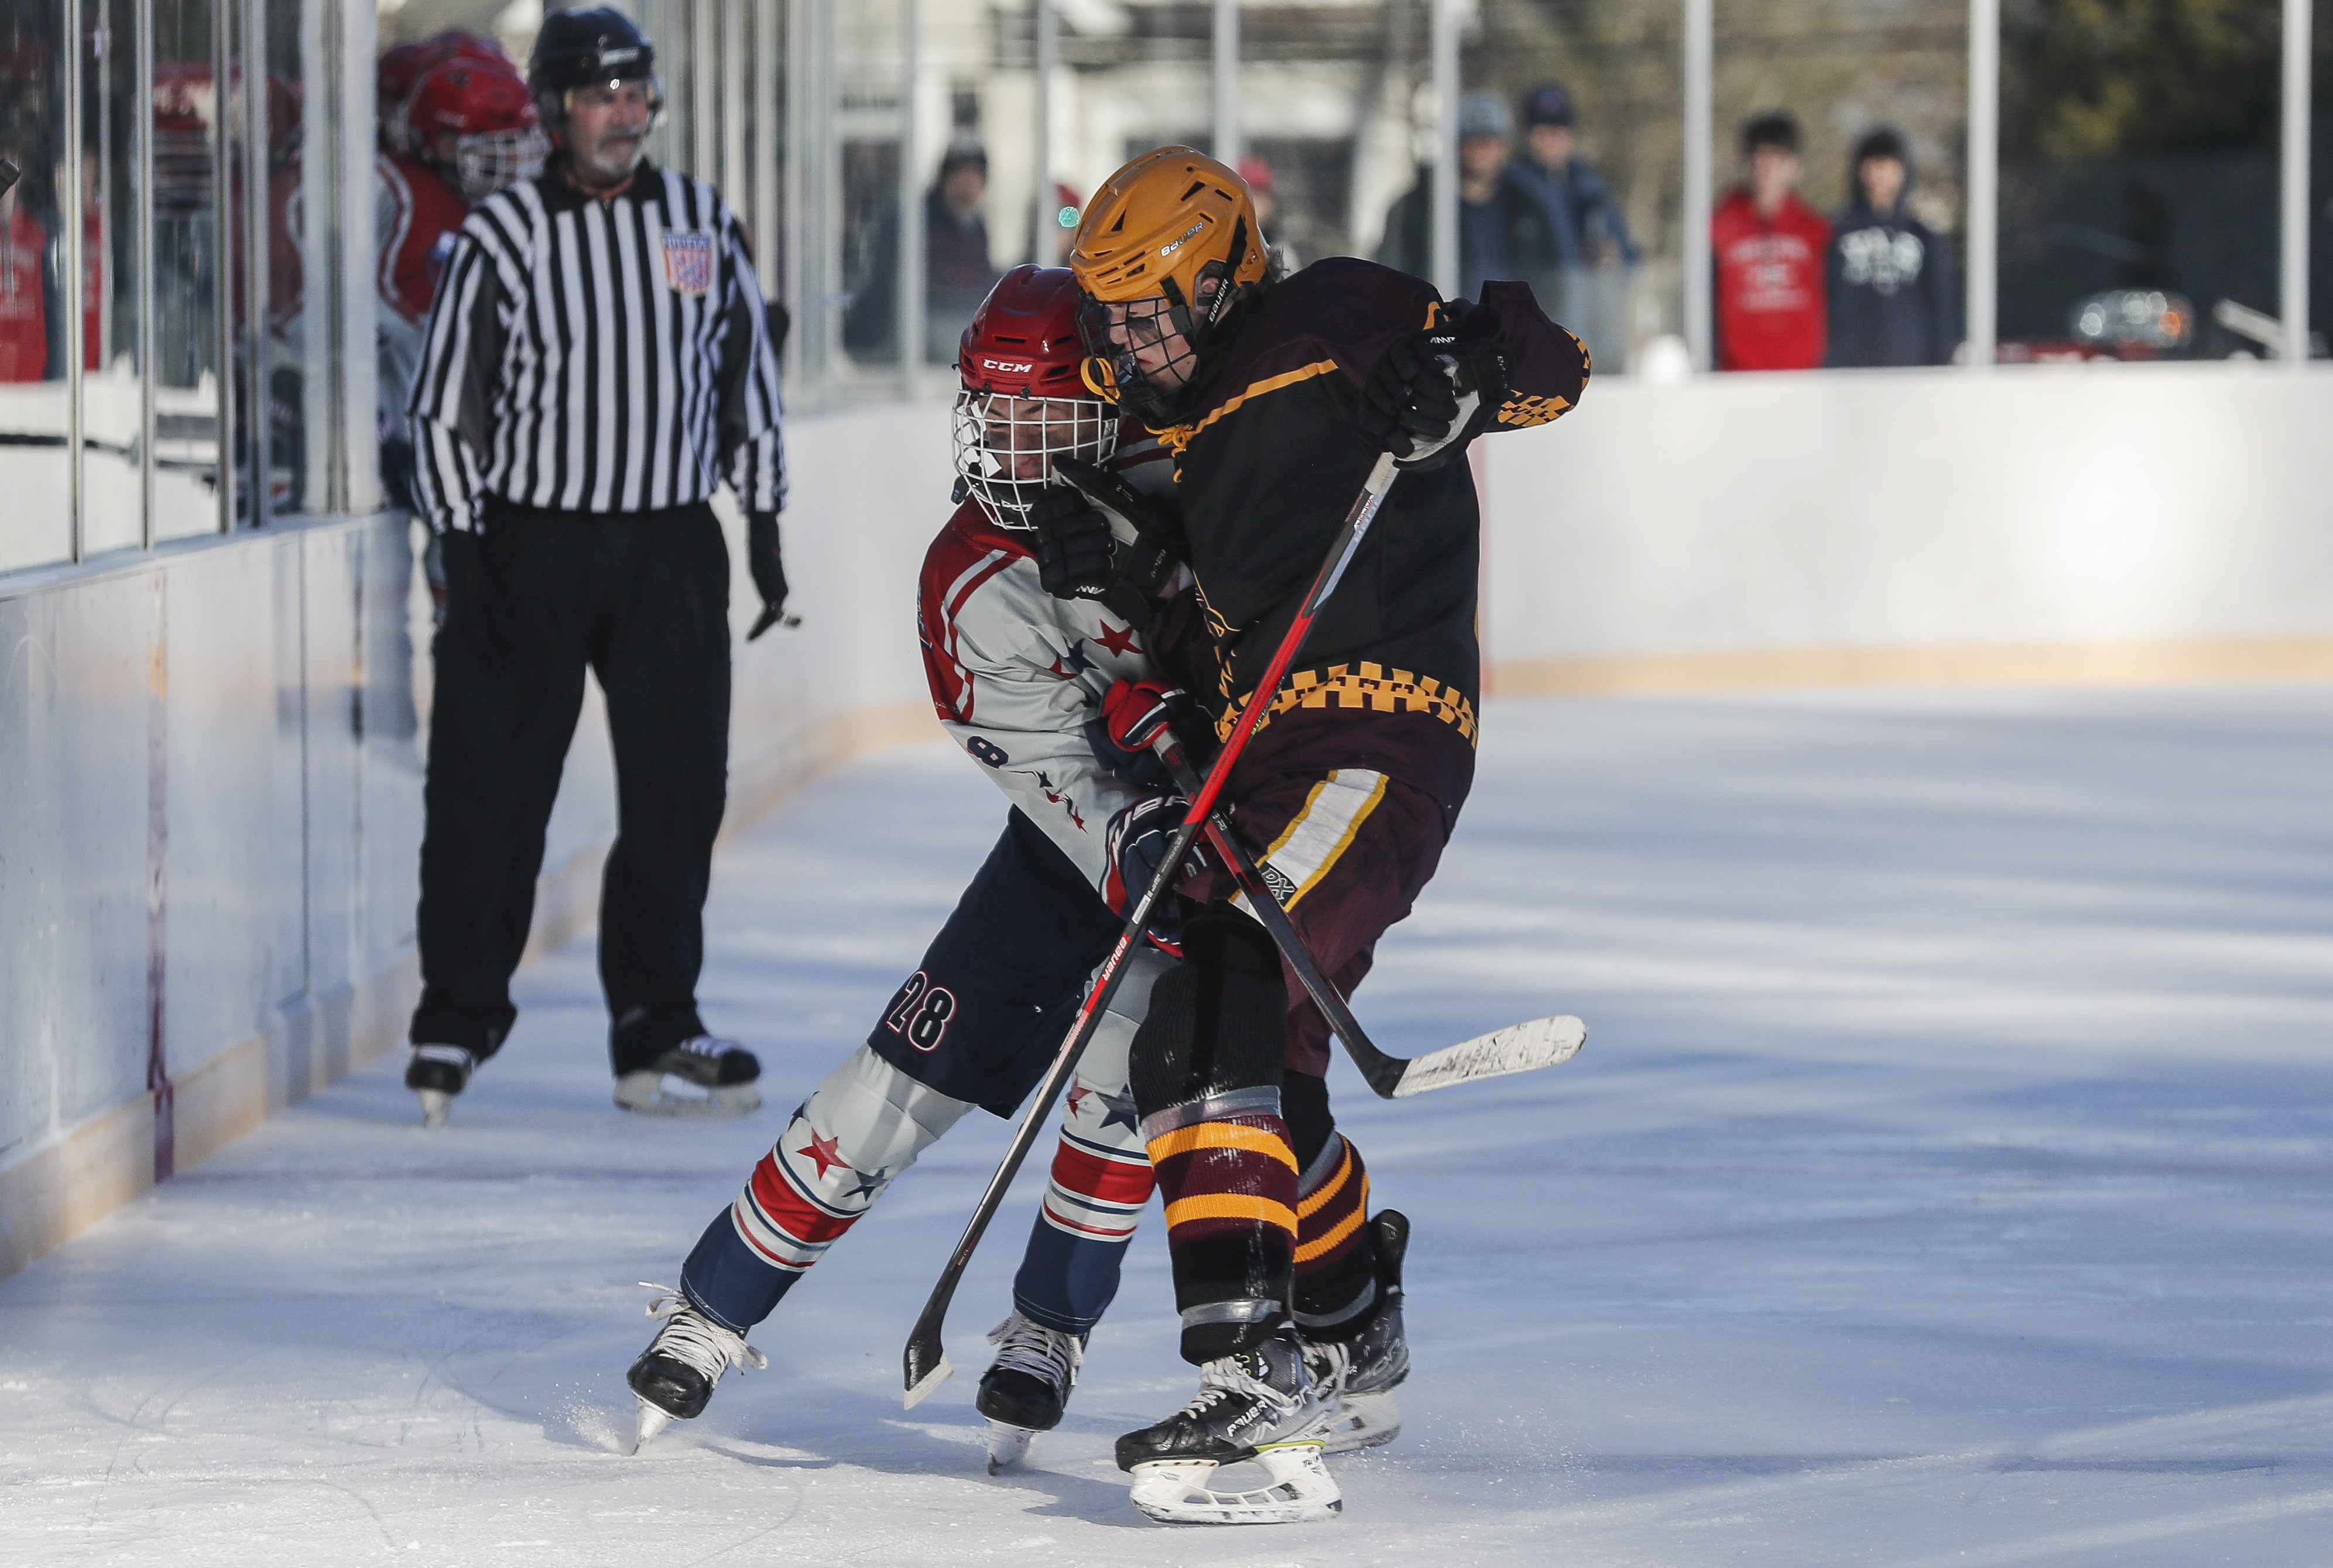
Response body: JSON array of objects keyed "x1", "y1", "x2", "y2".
[{"x1": 622, "y1": 265, "x2": 1192, "y2": 1468}]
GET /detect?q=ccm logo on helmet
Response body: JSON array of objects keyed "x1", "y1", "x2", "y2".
[{"x1": 981, "y1": 358, "x2": 1034, "y2": 373}]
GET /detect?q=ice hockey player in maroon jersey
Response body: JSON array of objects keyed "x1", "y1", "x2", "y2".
[
  {"x1": 1039, "y1": 146, "x2": 1588, "y2": 1524},
  {"x1": 625, "y1": 266, "x2": 1245, "y2": 1472}
]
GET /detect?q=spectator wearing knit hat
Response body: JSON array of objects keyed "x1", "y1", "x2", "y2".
[
  {"x1": 1509, "y1": 83, "x2": 1638, "y2": 272},
  {"x1": 1376, "y1": 90, "x2": 1563, "y2": 304}
]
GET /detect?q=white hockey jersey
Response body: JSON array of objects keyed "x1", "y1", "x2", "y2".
[{"x1": 916, "y1": 436, "x2": 1179, "y2": 894}]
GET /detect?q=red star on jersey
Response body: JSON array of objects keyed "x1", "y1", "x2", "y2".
[
  {"x1": 797, "y1": 1130, "x2": 849, "y2": 1180},
  {"x1": 1093, "y1": 620, "x2": 1140, "y2": 658}
]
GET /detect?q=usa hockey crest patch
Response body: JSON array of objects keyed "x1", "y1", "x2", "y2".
[{"x1": 660, "y1": 231, "x2": 714, "y2": 296}]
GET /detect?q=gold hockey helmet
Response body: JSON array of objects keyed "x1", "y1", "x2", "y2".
[{"x1": 1069, "y1": 147, "x2": 1269, "y2": 414}]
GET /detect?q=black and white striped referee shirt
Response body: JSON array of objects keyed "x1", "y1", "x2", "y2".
[{"x1": 408, "y1": 159, "x2": 784, "y2": 534}]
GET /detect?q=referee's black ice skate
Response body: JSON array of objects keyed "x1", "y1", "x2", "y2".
[
  {"x1": 614, "y1": 1035, "x2": 763, "y2": 1118},
  {"x1": 625, "y1": 1285, "x2": 768, "y2": 1452},
  {"x1": 1115, "y1": 1324, "x2": 1339, "y2": 1524},
  {"x1": 405, "y1": 1044, "x2": 478, "y2": 1130},
  {"x1": 976, "y1": 1312, "x2": 1085, "y2": 1473},
  {"x1": 1303, "y1": 1209, "x2": 1412, "y2": 1454}
]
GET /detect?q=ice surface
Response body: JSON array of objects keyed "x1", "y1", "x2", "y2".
[{"x1": 5, "y1": 688, "x2": 2331, "y2": 1566}]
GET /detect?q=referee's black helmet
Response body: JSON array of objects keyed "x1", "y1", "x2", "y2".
[{"x1": 528, "y1": 7, "x2": 660, "y2": 127}]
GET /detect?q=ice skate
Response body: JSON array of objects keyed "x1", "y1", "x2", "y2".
[
  {"x1": 976, "y1": 1312, "x2": 1084, "y2": 1473},
  {"x1": 405, "y1": 1044, "x2": 477, "y2": 1129},
  {"x1": 1115, "y1": 1326, "x2": 1338, "y2": 1524},
  {"x1": 614, "y1": 1035, "x2": 763, "y2": 1118},
  {"x1": 625, "y1": 1284, "x2": 767, "y2": 1452},
  {"x1": 1303, "y1": 1209, "x2": 1412, "y2": 1454}
]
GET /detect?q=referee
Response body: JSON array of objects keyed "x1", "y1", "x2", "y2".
[{"x1": 402, "y1": 7, "x2": 789, "y2": 1127}]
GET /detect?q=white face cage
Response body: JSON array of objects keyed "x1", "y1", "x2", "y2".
[
  {"x1": 454, "y1": 127, "x2": 550, "y2": 204},
  {"x1": 950, "y1": 389, "x2": 1119, "y2": 531}
]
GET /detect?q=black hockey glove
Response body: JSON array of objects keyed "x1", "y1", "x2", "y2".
[
  {"x1": 1104, "y1": 792, "x2": 1210, "y2": 949},
  {"x1": 1054, "y1": 456, "x2": 1184, "y2": 602},
  {"x1": 1358, "y1": 300, "x2": 1508, "y2": 468},
  {"x1": 1026, "y1": 483, "x2": 1116, "y2": 602},
  {"x1": 746, "y1": 512, "x2": 795, "y2": 640},
  {"x1": 437, "y1": 529, "x2": 509, "y2": 654}
]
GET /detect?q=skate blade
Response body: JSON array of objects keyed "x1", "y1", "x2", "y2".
[
  {"x1": 1318, "y1": 1389, "x2": 1402, "y2": 1454},
  {"x1": 986, "y1": 1421, "x2": 1036, "y2": 1474},
  {"x1": 614, "y1": 1074, "x2": 763, "y2": 1119},
  {"x1": 417, "y1": 1089, "x2": 453, "y2": 1130},
  {"x1": 1126, "y1": 1443, "x2": 1341, "y2": 1525},
  {"x1": 631, "y1": 1399, "x2": 675, "y2": 1454}
]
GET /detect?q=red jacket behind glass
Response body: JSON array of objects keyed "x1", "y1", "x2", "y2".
[{"x1": 1711, "y1": 188, "x2": 1830, "y2": 371}]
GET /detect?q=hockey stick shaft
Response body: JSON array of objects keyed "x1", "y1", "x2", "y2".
[
  {"x1": 1151, "y1": 737, "x2": 1408, "y2": 1098},
  {"x1": 901, "y1": 451, "x2": 1400, "y2": 1404}
]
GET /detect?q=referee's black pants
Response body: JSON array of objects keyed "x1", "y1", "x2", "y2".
[{"x1": 410, "y1": 499, "x2": 731, "y2": 1076}]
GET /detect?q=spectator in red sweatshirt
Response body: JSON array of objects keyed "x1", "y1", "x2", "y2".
[{"x1": 1711, "y1": 112, "x2": 1830, "y2": 371}]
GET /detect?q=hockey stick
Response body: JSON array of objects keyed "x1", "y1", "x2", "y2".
[
  {"x1": 902, "y1": 448, "x2": 1405, "y2": 1408},
  {"x1": 1150, "y1": 735, "x2": 1586, "y2": 1099}
]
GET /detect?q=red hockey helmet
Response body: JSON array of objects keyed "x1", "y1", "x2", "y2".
[
  {"x1": 952, "y1": 265, "x2": 1118, "y2": 530},
  {"x1": 407, "y1": 59, "x2": 546, "y2": 203}
]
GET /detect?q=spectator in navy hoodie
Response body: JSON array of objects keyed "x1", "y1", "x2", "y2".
[{"x1": 1825, "y1": 126, "x2": 1960, "y2": 368}]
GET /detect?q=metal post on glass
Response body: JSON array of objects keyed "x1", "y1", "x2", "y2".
[
  {"x1": 1965, "y1": 0, "x2": 1999, "y2": 368},
  {"x1": 1031, "y1": 0, "x2": 1056, "y2": 267},
  {"x1": 1212, "y1": 0, "x2": 1239, "y2": 169},
  {"x1": 1428, "y1": 0, "x2": 1458, "y2": 301},
  {"x1": 1681, "y1": 0, "x2": 1712, "y2": 375},
  {"x1": 2280, "y1": 0, "x2": 2313, "y2": 367}
]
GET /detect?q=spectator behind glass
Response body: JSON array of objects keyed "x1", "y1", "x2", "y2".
[
  {"x1": 0, "y1": 139, "x2": 49, "y2": 382},
  {"x1": 1376, "y1": 91, "x2": 1561, "y2": 305},
  {"x1": 1711, "y1": 111, "x2": 1830, "y2": 371},
  {"x1": 1239, "y1": 152, "x2": 1299, "y2": 270},
  {"x1": 845, "y1": 136, "x2": 1001, "y2": 364},
  {"x1": 1825, "y1": 126, "x2": 1960, "y2": 368},
  {"x1": 1510, "y1": 84, "x2": 1637, "y2": 270}
]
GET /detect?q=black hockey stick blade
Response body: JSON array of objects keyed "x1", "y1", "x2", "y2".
[
  {"x1": 1391, "y1": 1013, "x2": 1587, "y2": 1097},
  {"x1": 902, "y1": 1301, "x2": 953, "y2": 1408}
]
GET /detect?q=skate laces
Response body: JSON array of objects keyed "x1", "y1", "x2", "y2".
[
  {"x1": 1301, "y1": 1337, "x2": 1356, "y2": 1401},
  {"x1": 1180, "y1": 1345, "x2": 1300, "y2": 1422},
  {"x1": 639, "y1": 1285, "x2": 769, "y2": 1377},
  {"x1": 986, "y1": 1313, "x2": 1082, "y2": 1394}
]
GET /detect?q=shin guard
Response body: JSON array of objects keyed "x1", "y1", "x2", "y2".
[
  {"x1": 1012, "y1": 948, "x2": 1167, "y2": 1335},
  {"x1": 681, "y1": 1046, "x2": 974, "y2": 1332},
  {"x1": 1130, "y1": 907, "x2": 1300, "y2": 1363}
]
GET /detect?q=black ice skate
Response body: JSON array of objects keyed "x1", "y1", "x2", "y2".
[
  {"x1": 625, "y1": 1285, "x2": 767, "y2": 1452},
  {"x1": 405, "y1": 1044, "x2": 477, "y2": 1130},
  {"x1": 614, "y1": 1035, "x2": 763, "y2": 1118},
  {"x1": 1303, "y1": 1209, "x2": 1412, "y2": 1454},
  {"x1": 976, "y1": 1312, "x2": 1085, "y2": 1473},
  {"x1": 1115, "y1": 1325, "x2": 1339, "y2": 1524}
]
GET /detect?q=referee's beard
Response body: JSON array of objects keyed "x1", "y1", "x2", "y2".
[{"x1": 557, "y1": 119, "x2": 649, "y2": 198}]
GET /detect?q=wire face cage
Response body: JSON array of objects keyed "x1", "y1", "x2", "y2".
[
  {"x1": 454, "y1": 128, "x2": 551, "y2": 203},
  {"x1": 950, "y1": 390, "x2": 1119, "y2": 530}
]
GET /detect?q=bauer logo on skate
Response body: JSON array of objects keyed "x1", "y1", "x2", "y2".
[{"x1": 660, "y1": 231, "x2": 714, "y2": 296}]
